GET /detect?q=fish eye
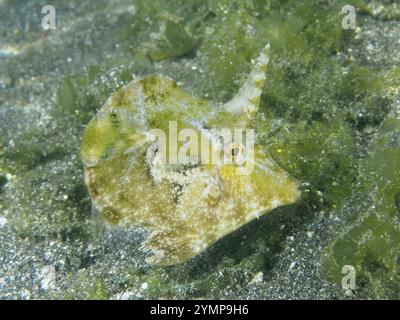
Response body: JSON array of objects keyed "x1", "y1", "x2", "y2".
[
  {"x1": 231, "y1": 147, "x2": 240, "y2": 157},
  {"x1": 224, "y1": 143, "x2": 246, "y2": 164}
]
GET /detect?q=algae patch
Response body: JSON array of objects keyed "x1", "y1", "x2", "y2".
[{"x1": 324, "y1": 116, "x2": 400, "y2": 298}]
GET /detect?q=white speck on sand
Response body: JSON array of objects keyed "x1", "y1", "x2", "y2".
[
  {"x1": 40, "y1": 265, "x2": 56, "y2": 290},
  {"x1": 0, "y1": 217, "x2": 7, "y2": 228}
]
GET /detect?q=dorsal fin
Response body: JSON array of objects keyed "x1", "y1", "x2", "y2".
[{"x1": 223, "y1": 43, "x2": 270, "y2": 117}]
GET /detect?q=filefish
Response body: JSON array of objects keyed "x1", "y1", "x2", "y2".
[{"x1": 81, "y1": 44, "x2": 300, "y2": 266}]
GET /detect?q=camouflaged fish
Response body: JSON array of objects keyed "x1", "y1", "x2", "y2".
[{"x1": 81, "y1": 44, "x2": 301, "y2": 266}]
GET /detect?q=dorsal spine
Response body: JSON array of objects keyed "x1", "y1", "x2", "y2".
[{"x1": 223, "y1": 43, "x2": 270, "y2": 117}]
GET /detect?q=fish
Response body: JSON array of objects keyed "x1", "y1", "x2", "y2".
[{"x1": 80, "y1": 44, "x2": 301, "y2": 266}]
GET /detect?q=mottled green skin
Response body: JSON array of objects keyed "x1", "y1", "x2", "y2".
[{"x1": 81, "y1": 68, "x2": 300, "y2": 265}]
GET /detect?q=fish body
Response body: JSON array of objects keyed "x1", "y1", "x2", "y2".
[{"x1": 81, "y1": 44, "x2": 300, "y2": 265}]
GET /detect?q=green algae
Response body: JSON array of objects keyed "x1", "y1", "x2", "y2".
[
  {"x1": 267, "y1": 120, "x2": 357, "y2": 208},
  {"x1": 57, "y1": 65, "x2": 125, "y2": 125},
  {"x1": 147, "y1": 17, "x2": 199, "y2": 62},
  {"x1": 52, "y1": 270, "x2": 110, "y2": 300},
  {"x1": 325, "y1": 116, "x2": 400, "y2": 298},
  {"x1": 368, "y1": 1, "x2": 400, "y2": 20}
]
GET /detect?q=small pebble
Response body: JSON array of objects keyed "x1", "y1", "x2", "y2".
[{"x1": 40, "y1": 265, "x2": 56, "y2": 291}]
